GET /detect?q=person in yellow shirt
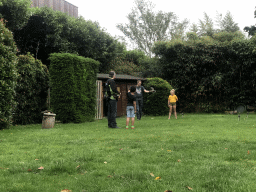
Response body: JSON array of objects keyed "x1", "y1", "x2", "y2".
[{"x1": 168, "y1": 89, "x2": 178, "y2": 119}]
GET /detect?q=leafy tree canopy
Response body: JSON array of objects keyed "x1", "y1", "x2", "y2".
[
  {"x1": 116, "y1": 0, "x2": 189, "y2": 58},
  {"x1": 0, "y1": 0, "x2": 32, "y2": 31},
  {"x1": 244, "y1": 7, "x2": 256, "y2": 37}
]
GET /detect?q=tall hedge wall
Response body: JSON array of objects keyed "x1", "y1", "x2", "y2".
[
  {"x1": 49, "y1": 53, "x2": 99, "y2": 123},
  {"x1": 143, "y1": 77, "x2": 172, "y2": 116},
  {"x1": 13, "y1": 53, "x2": 49, "y2": 125},
  {"x1": 153, "y1": 38, "x2": 256, "y2": 113},
  {"x1": 0, "y1": 19, "x2": 18, "y2": 129}
]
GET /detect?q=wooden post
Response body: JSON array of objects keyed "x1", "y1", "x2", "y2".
[{"x1": 95, "y1": 80, "x2": 103, "y2": 119}]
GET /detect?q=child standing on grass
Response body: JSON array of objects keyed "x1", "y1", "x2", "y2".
[
  {"x1": 168, "y1": 89, "x2": 178, "y2": 119},
  {"x1": 126, "y1": 86, "x2": 137, "y2": 129}
]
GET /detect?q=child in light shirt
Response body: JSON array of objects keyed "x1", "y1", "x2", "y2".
[{"x1": 126, "y1": 86, "x2": 137, "y2": 129}]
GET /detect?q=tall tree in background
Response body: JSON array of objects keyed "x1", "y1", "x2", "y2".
[
  {"x1": 198, "y1": 12, "x2": 215, "y2": 37},
  {"x1": 116, "y1": 0, "x2": 188, "y2": 58},
  {"x1": 190, "y1": 23, "x2": 199, "y2": 34},
  {"x1": 244, "y1": 7, "x2": 256, "y2": 37},
  {"x1": 216, "y1": 11, "x2": 240, "y2": 32},
  {"x1": 189, "y1": 11, "x2": 240, "y2": 39}
]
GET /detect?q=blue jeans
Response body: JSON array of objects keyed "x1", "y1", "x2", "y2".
[{"x1": 126, "y1": 106, "x2": 135, "y2": 118}]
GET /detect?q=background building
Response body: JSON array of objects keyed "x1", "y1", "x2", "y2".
[{"x1": 31, "y1": 0, "x2": 78, "y2": 18}]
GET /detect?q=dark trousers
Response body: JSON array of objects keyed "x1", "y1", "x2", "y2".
[
  {"x1": 136, "y1": 98, "x2": 143, "y2": 120},
  {"x1": 108, "y1": 99, "x2": 117, "y2": 128}
]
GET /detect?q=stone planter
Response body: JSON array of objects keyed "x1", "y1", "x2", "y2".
[{"x1": 42, "y1": 112, "x2": 56, "y2": 129}]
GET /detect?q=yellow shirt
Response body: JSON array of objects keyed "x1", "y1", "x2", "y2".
[{"x1": 168, "y1": 95, "x2": 178, "y2": 103}]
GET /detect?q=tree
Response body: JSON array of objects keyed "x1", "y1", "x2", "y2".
[
  {"x1": 0, "y1": 0, "x2": 32, "y2": 31},
  {"x1": 169, "y1": 16, "x2": 189, "y2": 40},
  {"x1": 216, "y1": 11, "x2": 240, "y2": 32},
  {"x1": 13, "y1": 53, "x2": 49, "y2": 125},
  {"x1": 0, "y1": 19, "x2": 18, "y2": 128},
  {"x1": 190, "y1": 23, "x2": 199, "y2": 34},
  {"x1": 143, "y1": 77, "x2": 172, "y2": 116},
  {"x1": 213, "y1": 31, "x2": 245, "y2": 43},
  {"x1": 13, "y1": 6, "x2": 124, "y2": 72},
  {"x1": 244, "y1": 7, "x2": 256, "y2": 37},
  {"x1": 198, "y1": 12, "x2": 215, "y2": 37},
  {"x1": 116, "y1": 0, "x2": 188, "y2": 58}
]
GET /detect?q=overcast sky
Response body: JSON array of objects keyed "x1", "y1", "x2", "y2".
[{"x1": 69, "y1": 0, "x2": 256, "y2": 50}]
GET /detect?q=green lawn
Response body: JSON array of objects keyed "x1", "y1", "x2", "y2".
[{"x1": 1, "y1": 113, "x2": 256, "y2": 192}]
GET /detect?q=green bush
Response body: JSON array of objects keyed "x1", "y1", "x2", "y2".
[
  {"x1": 143, "y1": 77, "x2": 172, "y2": 116},
  {"x1": 12, "y1": 53, "x2": 49, "y2": 125},
  {"x1": 153, "y1": 38, "x2": 256, "y2": 113},
  {"x1": 49, "y1": 53, "x2": 99, "y2": 123},
  {"x1": 0, "y1": 19, "x2": 18, "y2": 129}
]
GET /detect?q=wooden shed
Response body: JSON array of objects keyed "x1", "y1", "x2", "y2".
[{"x1": 95, "y1": 73, "x2": 146, "y2": 119}]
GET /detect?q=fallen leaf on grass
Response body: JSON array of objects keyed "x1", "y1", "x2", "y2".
[
  {"x1": 164, "y1": 190, "x2": 173, "y2": 192},
  {"x1": 0, "y1": 167, "x2": 9, "y2": 170},
  {"x1": 225, "y1": 148, "x2": 228, "y2": 150},
  {"x1": 177, "y1": 159, "x2": 181, "y2": 162},
  {"x1": 27, "y1": 169, "x2": 32, "y2": 172},
  {"x1": 150, "y1": 172, "x2": 154, "y2": 177},
  {"x1": 248, "y1": 150, "x2": 250, "y2": 155},
  {"x1": 186, "y1": 186, "x2": 193, "y2": 190},
  {"x1": 167, "y1": 150, "x2": 172, "y2": 152},
  {"x1": 119, "y1": 148, "x2": 123, "y2": 150},
  {"x1": 76, "y1": 165, "x2": 80, "y2": 169},
  {"x1": 107, "y1": 175, "x2": 113, "y2": 178},
  {"x1": 104, "y1": 161, "x2": 107, "y2": 164},
  {"x1": 38, "y1": 166, "x2": 44, "y2": 170},
  {"x1": 35, "y1": 159, "x2": 39, "y2": 160},
  {"x1": 61, "y1": 190, "x2": 72, "y2": 192},
  {"x1": 155, "y1": 176, "x2": 161, "y2": 180}
]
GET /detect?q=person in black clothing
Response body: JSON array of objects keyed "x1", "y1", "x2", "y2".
[
  {"x1": 126, "y1": 86, "x2": 137, "y2": 129},
  {"x1": 106, "y1": 71, "x2": 121, "y2": 128},
  {"x1": 136, "y1": 80, "x2": 150, "y2": 120}
]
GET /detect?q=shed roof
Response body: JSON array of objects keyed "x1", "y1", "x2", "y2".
[{"x1": 97, "y1": 73, "x2": 146, "y2": 81}]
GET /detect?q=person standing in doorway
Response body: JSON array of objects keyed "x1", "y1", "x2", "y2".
[
  {"x1": 106, "y1": 71, "x2": 121, "y2": 128},
  {"x1": 136, "y1": 80, "x2": 150, "y2": 120}
]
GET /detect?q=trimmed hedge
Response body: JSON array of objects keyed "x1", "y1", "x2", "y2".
[
  {"x1": 49, "y1": 53, "x2": 99, "y2": 123},
  {"x1": 153, "y1": 38, "x2": 256, "y2": 113},
  {"x1": 143, "y1": 77, "x2": 172, "y2": 116},
  {"x1": 0, "y1": 19, "x2": 18, "y2": 129},
  {"x1": 12, "y1": 53, "x2": 49, "y2": 125}
]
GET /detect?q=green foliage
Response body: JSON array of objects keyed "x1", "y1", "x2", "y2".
[
  {"x1": 244, "y1": 7, "x2": 256, "y2": 36},
  {"x1": 110, "y1": 49, "x2": 147, "y2": 76},
  {"x1": 213, "y1": 31, "x2": 245, "y2": 43},
  {"x1": 143, "y1": 77, "x2": 172, "y2": 116},
  {"x1": 0, "y1": 19, "x2": 18, "y2": 129},
  {"x1": 116, "y1": 0, "x2": 189, "y2": 57},
  {"x1": 140, "y1": 56, "x2": 163, "y2": 78},
  {"x1": 49, "y1": 53, "x2": 99, "y2": 123},
  {"x1": 13, "y1": 6, "x2": 123, "y2": 72},
  {"x1": 0, "y1": 0, "x2": 32, "y2": 31},
  {"x1": 123, "y1": 49, "x2": 146, "y2": 66},
  {"x1": 186, "y1": 32, "x2": 199, "y2": 41},
  {"x1": 110, "y1": 56, "x2": 139, "y2": 76},
  {"x1": 13, "y1": 53, "x2": 49, "y2": 125},
  {"x1": 216, "y1": 11, "x2": 240, "y2": 33},
  {"x1": 153, "y1": 37, "x2": 256, "y2": 113}
]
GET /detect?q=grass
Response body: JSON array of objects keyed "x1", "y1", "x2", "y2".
[{"x1": 1, "y1": 113, "x2": 256, "y2": 192}]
